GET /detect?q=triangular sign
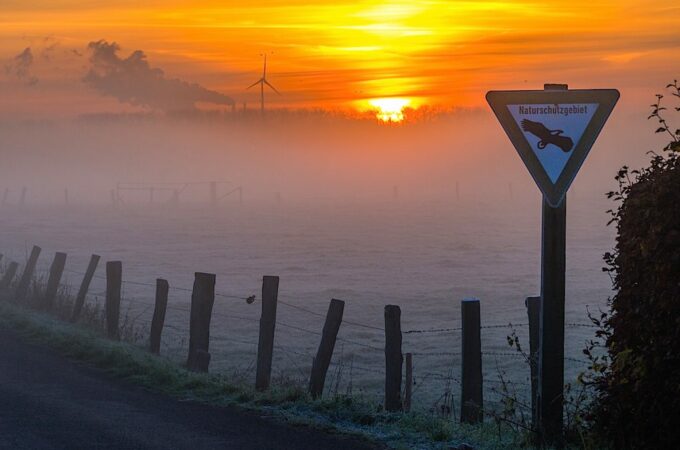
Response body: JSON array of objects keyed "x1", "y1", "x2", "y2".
[{"x1": 486, "y1": 88, "x2": 619, "y2": 206}]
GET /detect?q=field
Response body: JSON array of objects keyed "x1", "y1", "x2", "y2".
[{"x1": 0, "y1": 193, "x2": 611, "y2": 413}]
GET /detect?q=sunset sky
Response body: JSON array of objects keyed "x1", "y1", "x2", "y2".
[{"x1": 2, "y1": 0, "x2": 679, "y2": 119}]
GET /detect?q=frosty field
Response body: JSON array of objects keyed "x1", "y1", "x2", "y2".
[{"x1": 0, "y1": 193, "x2": 613, "y2": 411}]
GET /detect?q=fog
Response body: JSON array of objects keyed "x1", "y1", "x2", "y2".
[
  {"x1": 0, "y1": 100, "x2": 660, "y2": 207},
  {"x1": 0, "y1": 98, "x2": 667, "y2": 407}
]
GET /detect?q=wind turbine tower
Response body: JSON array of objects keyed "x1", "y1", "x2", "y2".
[{"x1": 247, "y1": 54, "x2": 280, "y2": 115}]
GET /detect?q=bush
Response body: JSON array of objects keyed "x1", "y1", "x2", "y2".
[{"x1": 586, "y1": 81, "x2": 680, "y2": 449}]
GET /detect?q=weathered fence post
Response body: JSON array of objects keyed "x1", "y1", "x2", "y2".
[
  {"x1": 186, "y1": 272, "x2": 216, "y2": 372},
  {"x1": 71, "y1": 254, "x2": 100, "y2": 322},
  {"x1": 44, "y1": 252, "x2": 67, "y2": 308},
  {"x1": 150, "y1": 278, "x2": 169, "y2": 355},
  {"x1": 1, "y1": 188, "x2": 8, "y2": 206},
  {"x1": 384, "y1": 304, "x2": 403, "y2": 412},
  {"x1": 404, "y1": 352, "x2": 413, "y2": 412},
  {"x1": 16, "y1": 245, "x2": 41, "y2": 300},
  {"x1": 309, "y1": 298, "x2": 345, "y2": 398},
  {"x1": 526, "y1": 296, "x2": 541, "y2": 429},
  {"x1": 256, "y1": 275, "x2": 279, "y2": 390},
  {"x1": 461, "y1": 298, "x2": 483, "y2": 423},
  {"x1": 0, "y1": 253, "x2": 3, "y2": 266},
  {"x1": 1, "y1": 262, "x2": 19, "y2": 289},
  {"x1": 105, "y1": 261, "x2": 122, "y2": 340}
]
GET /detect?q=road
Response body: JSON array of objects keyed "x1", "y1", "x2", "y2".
[{"x1": 0, "y1": 328, "x2": 380, "y2": 450}]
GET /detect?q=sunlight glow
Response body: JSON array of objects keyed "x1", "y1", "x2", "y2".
[
  {"x1": 2, "y1": 0, "x2": 679, "y2": 116},
  {"x1": 369, "y1": 97, "x2": 411, "y2": 123}
]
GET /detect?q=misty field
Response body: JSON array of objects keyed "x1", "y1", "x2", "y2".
[{"x1": 0, "y1": 194, "x2": 612, "y2": 413}]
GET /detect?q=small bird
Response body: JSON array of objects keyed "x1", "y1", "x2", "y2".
[{"x1": 521, "y1": 119, "x2": 574, "y2": 152}]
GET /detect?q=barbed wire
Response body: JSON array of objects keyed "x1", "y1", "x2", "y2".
[
  {"x1": 566, "y1": 322, "x2": 598, "y2": 329},
  {"x1": 403, "y1": 321, "x2": 597, "y2": 334},
  {"x1": 11, "y1": 251, "x2": 600, "y2": 404},
  {"x1": 483, "y1": 351, "x2": 526, "y2": 359},
  {"x1": 277, "y1": 298, "x2": 385, "y2": 332},
  {"x1": 403, "y1": 323, "x2": 523, "y2": 334},
  {"x1": 565, "y1": 357, "x2": 590, "y2": 365},
  {"x1": 411, "y1": 351, "x2": 461, "y2": 357},
  {"x1": 64, "y1": 268, "x2": 254, "y2": 303},
  {"x1": 343, "y1": 319, "x2": 384, "y2": 331},
  {"x1": 404, "y1": 326, "x2": 462, "y2": 334},
  {"x1": 83, "y1": 285, "x2": 384, "y2": 354},
  {"x1": 277, "y1": 299, "x2": 324, "y2": 317},
  {"x1": 64, "y1": 268, "x2": 599, "y2": 332},
  {"x1": 78, "y1": 293, "x2": 593, "y2": 367}
]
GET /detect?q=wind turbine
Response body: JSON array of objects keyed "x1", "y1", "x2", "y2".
[{"x1": 247, "y1": 54, "x2": 280, "y2": 115}]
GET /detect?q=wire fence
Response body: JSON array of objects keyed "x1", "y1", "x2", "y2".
[{"x1": 0, "y1": 250, "x2": 599, "y2": 411}]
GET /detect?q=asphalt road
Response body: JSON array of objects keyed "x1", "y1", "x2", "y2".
[{"x1": 0, "y1": 328, "x2": 381, "y2": 450}]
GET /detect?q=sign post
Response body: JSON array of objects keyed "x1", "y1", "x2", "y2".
[{"x1": 486, "y1": 84, "x2": 619, "y2": 444}]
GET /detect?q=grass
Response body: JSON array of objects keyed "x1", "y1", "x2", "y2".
[{"x1": 0, "y1": 294, "x2": 543, "y2": 450}]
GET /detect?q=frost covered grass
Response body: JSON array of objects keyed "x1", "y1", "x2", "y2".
[{"x1": 0, "y1": 295, "x2": 542, "y2": 450}]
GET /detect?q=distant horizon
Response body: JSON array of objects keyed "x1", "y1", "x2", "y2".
[{"x1": 2, "y1": 1, "x2": 679, "y2": 121}]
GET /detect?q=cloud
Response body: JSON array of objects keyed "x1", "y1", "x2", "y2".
[
  {"x1": 83, "y1": 40, "x2": 234, "y2": 111},
  {"x1": 5, "y1": 47, "x2": 38, "y2": 86}
]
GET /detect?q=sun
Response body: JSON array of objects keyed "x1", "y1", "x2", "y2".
[{"x1": 368, "y1": 98, "x2": 411, "y2": 123}]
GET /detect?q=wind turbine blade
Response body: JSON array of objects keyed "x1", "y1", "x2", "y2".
[
  {"x1": 263, "y1": 54, "x2": 267, "y2": 78},
  {"x1": 263, "y1": 79, "x2": 281, "y2": 95},
  {"x1": 246, "y1": 79, "x2": 263, "y2": 90}
]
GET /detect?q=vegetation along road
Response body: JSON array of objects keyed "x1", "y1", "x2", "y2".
[{"x1": 0, "y1": 328, "x2": 380, "y2": 450}]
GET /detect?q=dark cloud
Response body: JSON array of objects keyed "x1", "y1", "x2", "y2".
[
  {"x1": 5, "y1": 47, "x2": 38, "y2": 86},
  {"x1": 83, "y1": 40, "x2": 234, "y2": 111}
]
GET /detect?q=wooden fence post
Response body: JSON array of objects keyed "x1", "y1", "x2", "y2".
[
  {"x1": 404, "y1": 352, "x2": 413, "y2": 412},
  {"x1": 150, "y1": 278, "x2": 169, "y2": 355},
  {"x1": 384, "y1": 304, "x2": 403, "y2": 412},
  {"x1": 1, "y1": 262, "x2": 19, "y2": 289},
  {"x1": 186, "y1": 272, "x2": 216, "y2": 372},
  {"x1": 526, "y1": 296, "x2": 541, "y2": 429},
  {"x1": 105, "y1": 261, "x2": 122, "y2": 340},
  {"x1": 71, "y1": 254, "x2": 101, "y2": 322},
  {"x1": 16, "y1": 245, "x2": 41, "y2": 300},
  {"x1": 0, "y1": 253, "x2": 3, "y2": 266},
  {"x1": 44, "y1": 252, "x2": 67, "y2": 308},
  {"x1": 309, "y1": 298, "x2": 345, "y2": 398},
  {"x1": 256, "y1": 275, "x2": 279, "y2": 390},
  {"x1": 461, "y1": 298, "x2": 483, "y2": 423}
]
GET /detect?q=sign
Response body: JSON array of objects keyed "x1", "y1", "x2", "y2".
[{"x1": 486, "y1": 88, "x2": 619, "y2": 206}]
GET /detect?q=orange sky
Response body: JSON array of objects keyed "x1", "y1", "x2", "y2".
[{"x1": 1, "y1": 0, "x2": 679, "y2": 118}]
